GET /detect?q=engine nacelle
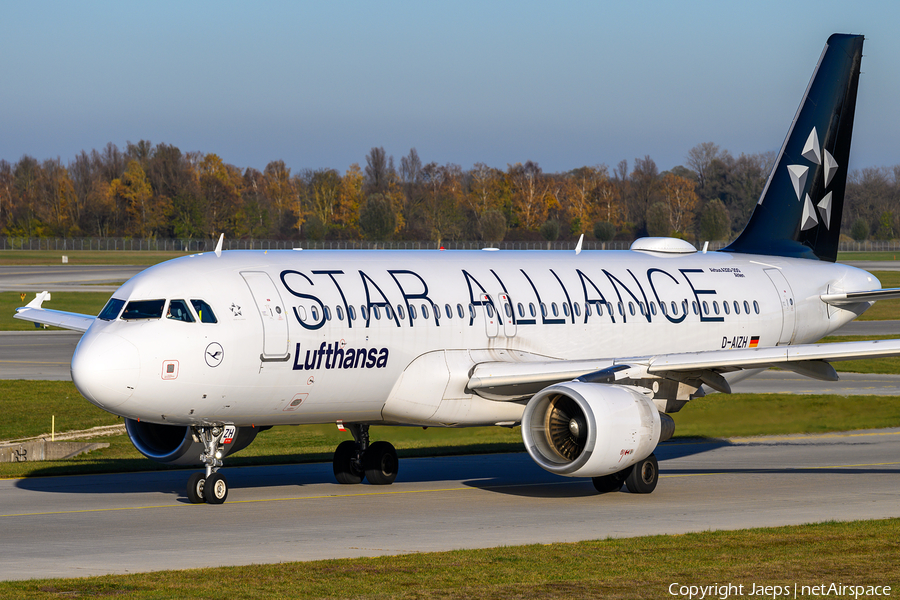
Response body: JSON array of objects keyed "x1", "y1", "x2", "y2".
[
  {"x1": 124, "y1": 419, "x2": 260, "y2": 465},
  {"x1": 521, "y1": 382, "x2": 667, "y2": 478}
]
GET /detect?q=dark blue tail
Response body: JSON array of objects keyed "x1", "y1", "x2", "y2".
[{"x1": 722, "y1": 34, "x2": 864, "y2": 262}]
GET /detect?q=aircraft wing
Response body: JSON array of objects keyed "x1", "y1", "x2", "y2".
[
  {"x1": 467, "y1": 338, "x2": 900, "y2": 399},
  {"x1": 14, "y1": 291, "x2": 94, "y2": 333}
]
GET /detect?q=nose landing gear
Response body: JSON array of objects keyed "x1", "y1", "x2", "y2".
[
  {"x1": 185, "y1": 425, "x2": 230, "y2": 504},
  {"x1": 332, "y1": 424, "x2": 398, "y2": 486}
]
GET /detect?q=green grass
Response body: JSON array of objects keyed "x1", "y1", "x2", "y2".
[
  {"x1": 0, "y1": 250, "x2": 180, "y2": 266},
  {"x1": 1, "y1": 291, "x2": 110, "y2": 330},
  {"x1": 837, "y1": 251, "x2": 900, "y2": 261},
  {"x1": 0, "y1": 519, "x2": 896, "y2": 598},
  {"x1": 3, "y1": 380, "x2": 899, "y2": 479}
]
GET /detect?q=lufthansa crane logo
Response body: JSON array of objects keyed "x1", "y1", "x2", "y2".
[
  {"x1": 205, "y1": 342, "x2": 224, "y2": 367},
  {"x1": 787, "y1": 127, "x2": 837, "y2": 232}
]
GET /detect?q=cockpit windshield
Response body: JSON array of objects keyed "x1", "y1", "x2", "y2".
[
  {"x1": 190, "y1": 299, "x2": 217, "y2": 323},
  {"x1": 121, "y1": 299, "x2": 166, "y2": 320},
  {"x1": 166, "y1": 299, "x2": 195, "y2": 323},
  {"x1": 98, "y1": 298, "x2": 126, "y2": 321}
]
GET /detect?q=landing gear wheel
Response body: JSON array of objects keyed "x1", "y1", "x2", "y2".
[
  {"x1": 364, "y1": 441, "x2": 398, "y2": 485},
  {"x1": 333, "y1": 440, "x2": 365, "y2": 484},
  {"x1": 625, "y1": 453, "x2": 658, "y2": 494},
  {"x1": 591, "y1": 470, "x2": 627, "y2": 494},
  {"x1": 204, "y1": 472, "x2": 229, "y2": 504},
  {"x1": 186, "y1": 472, "x2": 206, "y2": 504}
]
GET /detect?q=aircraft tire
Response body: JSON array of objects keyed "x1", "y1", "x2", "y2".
[
  {"x1": 204, "y1": 472, "x2": 229, "y2": 504},
  {"x1": 625, "y1": 453, "x2": 658, "y2": 494},
  {"x1": 333, "y1": 440, "x2": 365, "y2": 484},
  {"x1": 186, "y1": 472, "x2": 206, "y2": 504},
  {"x1": 591, "y1": 470, "x2": 627, "y2": 494},
  {"x1": 364, "y1": 441, "x2": 398, "y2": 485}
]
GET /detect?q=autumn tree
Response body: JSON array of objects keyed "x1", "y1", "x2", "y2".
[
  {"x1": 508, "y1": 161, "x2": 553, "y2": 231},
  {"x1": 198, "y1": 154, "x2": 243, "y2": 237},
  {"x1": 659, "y1": 173, "x2": 699, "y2": 236}
]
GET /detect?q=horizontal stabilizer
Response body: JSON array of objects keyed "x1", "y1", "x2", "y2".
[{"x1": 820, "y1": 287, "x2": 900, "y2": 305}]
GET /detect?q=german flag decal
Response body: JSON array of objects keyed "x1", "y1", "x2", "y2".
[{"x1": 749, "y1": 336, "x2": 760, "y2": 348}]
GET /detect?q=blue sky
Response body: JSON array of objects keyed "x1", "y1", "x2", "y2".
[{"x1": 1, "y1": 1, "x2": 898, "y2": 175}]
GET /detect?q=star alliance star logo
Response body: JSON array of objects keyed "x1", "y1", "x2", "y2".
[
  {"x1": 230, "y1": 303, "x2": 242, "y2": 317},
  {"x1": 786, "y1": 128, "x2": 837, "y2": 231}
]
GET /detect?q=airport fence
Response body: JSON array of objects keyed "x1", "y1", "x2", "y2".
[{"x1": 1, "y1": 237, "x2": 899, "y2": 252}]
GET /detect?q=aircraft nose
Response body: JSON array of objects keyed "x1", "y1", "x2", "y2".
[{"x1": 71, "y1": 331, "x2": 141, "y2": 410}]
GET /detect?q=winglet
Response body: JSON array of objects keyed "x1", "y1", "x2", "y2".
[
  {"x1": 25, "y1": 291, "x2": 51, "y2": 309},
  {"x1": 214, "y1": 233, "x2": 224, "y2": 258},
  {"x1": 575, "y1": 234, "x2": 584, "y2": 256}
]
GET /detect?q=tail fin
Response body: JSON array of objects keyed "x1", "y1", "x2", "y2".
[{"x1": 722, "y1": 34, "x2": 864, "y2": 262}]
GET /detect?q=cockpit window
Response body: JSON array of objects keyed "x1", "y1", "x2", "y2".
[
  {"x1": 190, "y1": 299, "x2": 217, "y2": 323},
  {"x1": 98, "y1": 298, "x2": 126, "y2": 321},
  {"x1": 121, "y1": 299, "x2": 165, "y2": 320},
  {"x1": 166, "y1": 299, "x2": 195, "y2": 323}
]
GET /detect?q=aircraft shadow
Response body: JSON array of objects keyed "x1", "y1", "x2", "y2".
[{"x1": 11, "y1": 438, "x2": 738, "y2": 500}]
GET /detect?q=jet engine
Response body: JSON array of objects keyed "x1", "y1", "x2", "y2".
[
  {"x1": 124, "y1": 419, "x2": 260, "y2": 465},
  {"x1": 521, "y1": 381, "x2": 672, "y2": 478}
]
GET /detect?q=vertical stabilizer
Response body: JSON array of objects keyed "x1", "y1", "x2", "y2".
[{"x1": 722, "y1": 34, "x2": 864, "y2": 262}]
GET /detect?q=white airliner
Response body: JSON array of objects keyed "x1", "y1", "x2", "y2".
[{"x1": 16, "y1": 34, "x2": 900, "y2": 504}]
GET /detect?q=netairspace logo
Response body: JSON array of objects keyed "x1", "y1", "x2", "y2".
[{"x1": 668, "y1": 582, "x2": 892, "y2": 600}]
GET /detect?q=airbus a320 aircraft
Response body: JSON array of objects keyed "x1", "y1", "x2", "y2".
[{"x1": 17, "y1": 34, "x2": 900, "y2": 504}]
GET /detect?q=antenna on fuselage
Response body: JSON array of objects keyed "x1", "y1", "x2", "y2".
[
  {"x1": 575, "y1": 234, "x2": 584, "y2": 255},
  {"x1": 214, "y1": 233, "x2": 224, "y2": 258}
]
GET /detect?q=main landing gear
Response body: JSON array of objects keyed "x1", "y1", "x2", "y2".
[
  {"x1": 591, "y1": 453, "x2": 659, "y2": 495},
  {"x1": 332, "y1": 424, "x2": 398, "y2": 486},
  {"x1": 186, "y1": 426, "x2": 230, "y2": 504}
]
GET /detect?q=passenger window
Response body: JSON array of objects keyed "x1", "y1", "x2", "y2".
[
  {"x1": 190, "y1": 299, "x2": 217, "y2": 323},
  {"x1": 517, "y1": 303, "x2": 525, "y2": 318},
  {"x1": 541, "y1": 303, "x2": 548, "y2": 318},
  {"x1": 596, "y1": 301, "x2": 604, "y2": 316},
  {"x1": 422, "y1": 304, "x2": 429, "y2": 319},
  {"x1": 372, "y1": 306, "x2": 380, "y2": 320},
  {"x1": 628, "y1": 302, "x2": 635, "y2": 316},
  {"x1": 485, "y1": 303, "x2": 494, "y2": 318},
  {"x1": 410, "y1": 305, "x2": 417, "y2": 320},
  {"x1": 457, "y1": 304, "x2": 464, "y2": 319},
  {"x1": 574, "y1": 302, "x2": 581, "y2": 317},
  {"x1": 469, "y1": 304, "x2": 476, "y2": 319},
  {"x1": 348, "y1": 305, "x2": 356, "y2": 321},
  {"x1": 386, "y1": 305, "x2": 394, "y2": 320},
  {"x1": 551, "y1": 303, "x2": 559, "y2": 317},
  {"x1": 166, "y1": 299, "x2": 194, "y2": 322},
  {"x1": 445, "y1": 304, "x2": 453, "y2": 319},
  {"x1": 529, "y1": 303, "x2": 537, "y2": 317},
  {"x1": 672, "y1": 301, "x2": 678, "y2": 316},
  {"x1": 99, "y1": 298, "x2": 126, "y2": 321},
  {"x1": 733, "y1": 301, "x2": 740, "y2": 315},
  {"x1": 585, "y1": 302, "x2": 592, "y2": 317},
  {"x1": 702, "y1": 301, "x2": 709, "y2": 315},
  {"x1": 360, "y1": 305, "x2": 368, "y2": 320},
  {"x1": 692, "y1": 301, "x2": 699, "y2": 315},
  {"x1": 744, "y1": 301, "x2": 750, "y2": 314},
  {"x1": 397, "y1": 305, "x2": 405, "y2": 320},
  {"x1": 312, "y1": 306, "x2": 320, "y2": 321},
  {"x1": 324, "y1": 305, "x2": 332, "y2": 321},
  {"x1": 754, "y1": 300, "x2": 760, "y2": 314},
  {"x1": 618, "y1": 302, "x2": 624, "y2": 316},
  {"x1": 723, "y1": 302, "x2": 729, "y2": 315},
  {"x1": 337, "y1": 306, "x2": 344, "y2": 321},
  {"x1": 660, "y1": 302, "x2": 667, "y2": 316},
  {"x1": 562, "y1": 303, "x2": 570, "y2": 317},
  {"x1": 650, "y1": 302, "x2": 657, "y2": 316}
]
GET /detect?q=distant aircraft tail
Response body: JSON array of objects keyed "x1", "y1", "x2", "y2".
[{"x1": 722, "y1": 34, "x2": 864, "y2": 262}]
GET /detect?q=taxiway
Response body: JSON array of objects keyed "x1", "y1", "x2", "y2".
[{"x1": 1, "y1": 428, "x2": 898, "y2": 580}]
